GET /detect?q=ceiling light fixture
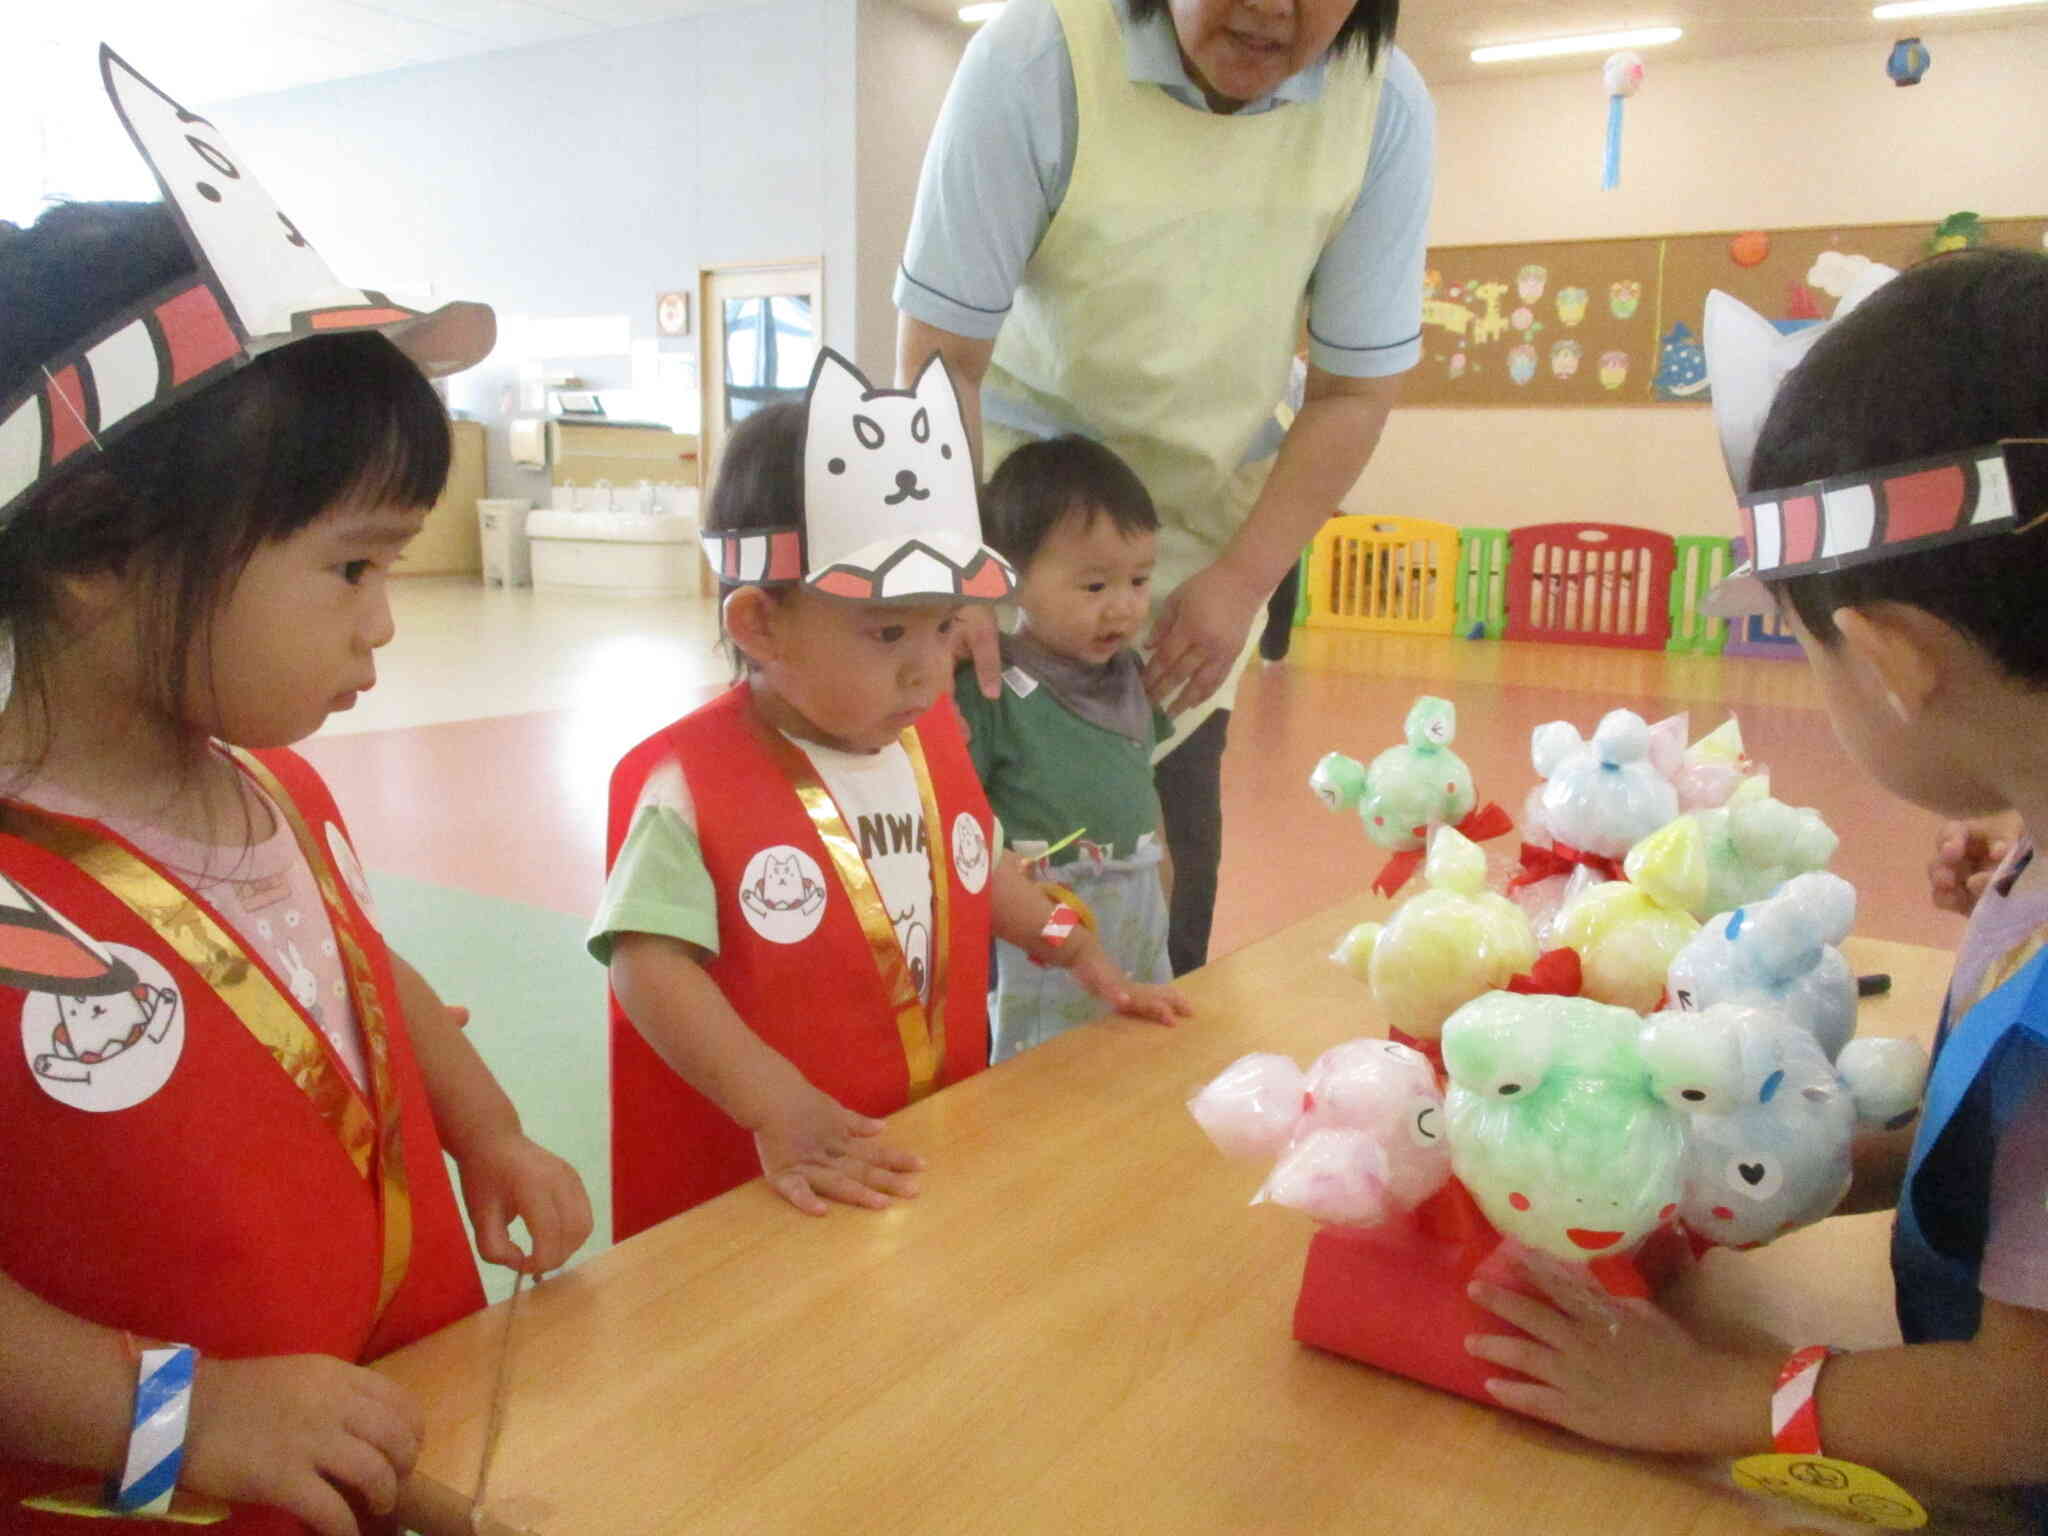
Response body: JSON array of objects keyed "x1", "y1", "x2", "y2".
[
  {"x1": 959, "y1": 2, "x2": 1005, "y2": 21},
  {"x1": 1471, "y1": 26, "x2": 1683, "y2": 63},
  {"x1": 1873, "y1": 0, "x2": 2047, "y2": 17}
]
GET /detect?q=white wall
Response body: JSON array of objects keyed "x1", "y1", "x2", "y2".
[
  {"x1": 215, "y1": 0, "x2": 861, "y2": 502},
  {"x1": 857, "y1": 0, "x2": 969, "y2": 385},
  {"x1": 1358, "y1": 22, "x2": 2048, "y2": 535}
]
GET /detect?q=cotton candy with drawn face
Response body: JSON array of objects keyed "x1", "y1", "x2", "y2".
[{"x1": 1442, "y1": 992, "x2": 1684, "y2": 1264}]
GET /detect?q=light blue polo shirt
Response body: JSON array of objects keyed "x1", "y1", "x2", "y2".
[{"x1": 896, "y1": 0, "x2": 1435, "y2": 459}]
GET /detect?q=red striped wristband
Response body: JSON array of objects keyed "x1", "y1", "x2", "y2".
[{"x1": 1770, "y1": 1345, "x2": 1832, "y2": 1456}]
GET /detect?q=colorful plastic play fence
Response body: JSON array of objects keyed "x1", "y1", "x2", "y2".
[
  {"x1": 1668, "y1": 535, "x2": 1733, "y2": 655},
  {"x1": 1720, "y1": 536, "x2": 1802, "y2": 659},
  {"x1": 1505, "y1": 522, "x2": 1676, "y2": 651},
  {"x1": 1455, "y1": 527, "x2": 1509, "y2": 640},
  {"x1": 1305, "y1": 514, "x2": 1459, "y2": 635}
]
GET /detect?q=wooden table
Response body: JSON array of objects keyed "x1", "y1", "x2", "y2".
[{"x1": 379, "y1": 899, "x2": 1967, "y2": 1535}]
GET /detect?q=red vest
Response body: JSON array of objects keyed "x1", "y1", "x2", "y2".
[
  {"x1": 0, "y1": 748, "x2": 482, "y2": 1534},
  {"x1": 606, "y1": 685, "x2": 993, "y2": 1239}
]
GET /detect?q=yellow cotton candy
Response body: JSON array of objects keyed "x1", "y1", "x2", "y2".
[
  {"x1": 1624, "y1": 815, "x2": 1708, "y2": 915},
  {"x1": 1422, "y1": 826, "x2": 1488, "y2": 896},
  {"x1": 1361, "y1": 889, "x2": 1539, "y2": 1040},
  {"x1": 1686, "y1": 717, "x2": 1746, "y2": 766},
  {"x1": 1553, "y1": 881, "x2": 1699, "y2": 1013}
]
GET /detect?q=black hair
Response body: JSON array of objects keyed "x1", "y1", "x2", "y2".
[
  {"x1": 704, "y1": 399, "x2": 807, "y2": 573},
  {"x1": 702, "y1": 400, "x2": 808, "y2": 672},
  {"x1": 982, "y1": 435, "x2": 1157, "y2": 575},
  {"x1": 0, "y1": 200, "x2": 452, "y2": 766},
  {"x1": 1124, "y1": 0, "x2": 1399, "y2": 67},
  {"x1": 1751, "y1": 247, "x2": 2048, "y2": 683}
]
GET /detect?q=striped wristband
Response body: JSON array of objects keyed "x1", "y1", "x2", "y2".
[
  {"x1": 1027, "y1": 903, "x2": 1082, "y2": 969},
  {"x1": 1770, "y1": 1344, "x2": 1831, "y2": 1456},
  {"x1": 1039, "y1": 903, "x2": 1081, "y2": 949},
  {"x1": 111, "y1": 1343, "x2": 197, "y2": 1515}
]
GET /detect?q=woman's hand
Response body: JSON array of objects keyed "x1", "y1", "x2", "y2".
[
  {"x1": 1143, "y1": 558, "x2": 1269, "y2": 717},
  {"x1": 949, "y1": 603, "x2": 1004, "y2": 702}
]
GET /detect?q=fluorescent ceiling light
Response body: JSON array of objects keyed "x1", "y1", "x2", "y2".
[
  {"x1": 1873, "y1": 0, "x2": 2047, "y2": 16},
  {"x1": 1471, "y1": 26, "x2": 1683, "y2": 62},
  {"x1": 959, "y1": 2, "x2": 1004, "y2": 20}
]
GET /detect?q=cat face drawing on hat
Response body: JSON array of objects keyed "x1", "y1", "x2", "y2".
[
  {"x1": 703, "y1": 347, "x2": 1015, "y2": 605},
  {"x1": 1698, "y1": 266, "x2": 1895, "y2": 618},
  {"x1": 0, "y1": 47, "x2": 496, "y2": 525}
]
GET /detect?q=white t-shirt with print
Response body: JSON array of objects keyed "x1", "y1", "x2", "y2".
[{"x1": 590, "y1": 732, "x2": 948, "y2": 1002}]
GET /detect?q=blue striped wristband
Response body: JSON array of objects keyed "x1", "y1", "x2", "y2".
[{"x1": 111, "y1": 1344, "x2": 197, "y2": 1515}]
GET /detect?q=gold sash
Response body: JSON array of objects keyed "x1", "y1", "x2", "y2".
[
  {"x1": 2, "y1": 751, "x2": 413, "y2": 1320},
  {"x1": 750, "y1": 711, "x2": 952, "y2": 1101}
]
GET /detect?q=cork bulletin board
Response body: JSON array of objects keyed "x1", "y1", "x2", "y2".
[{"x1": 1410, "y1": 215, "x2": 2048, "y2": 407}]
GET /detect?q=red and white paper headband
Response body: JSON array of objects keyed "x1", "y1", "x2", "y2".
[{"x1": 1701, "y1": 270, "x2": 2047, "y2": 616}]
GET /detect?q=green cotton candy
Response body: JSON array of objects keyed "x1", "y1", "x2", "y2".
[
  {"x1": 1442, "y1": 992, "x2": 1684, "y2": 1263},
  {"x1": 1310, "y1": 696, "x2": 1477, "y2": 853}
]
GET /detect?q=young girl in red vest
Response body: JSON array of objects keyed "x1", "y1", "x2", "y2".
[
  {"x1": 593, "y1": 350, "x2": 1187, "y2": 1238},
  {"x1": 0, "y1": 73, "x2": 590, "y2": 1533}
]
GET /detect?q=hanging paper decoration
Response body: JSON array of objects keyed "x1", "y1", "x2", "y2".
[
  {"x1": 1601, "y1": 50, "x2": 1645, "y2": 190},
  {"x1": 1929, "y1": 210, "x2": 1986, "y2": 253},
  {"x1": 1729, "y1": 231, "x2": 1771, "y2": 268},
  {"x1": 1886, "y1": 36, "x2": 1930, "y2": 87}
]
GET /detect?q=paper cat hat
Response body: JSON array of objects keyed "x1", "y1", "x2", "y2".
[
  {"x1": 0, "y1": 46, "x2": 496, "y2": 528},
  {"x1": 702, "y1": 348, "x2": 1015, "y2": 603},
  {"x1": 1702, "y1": 266, "x2": 2047, "y2": 616}
]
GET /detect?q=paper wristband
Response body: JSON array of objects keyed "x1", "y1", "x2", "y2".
[
  {"x1": 113, "y1": 1345, "x2": 197, "y2": 1515},
  {"x1": 1732, "y1": 1345, "x2": 1931, "y2": 1531},
  {"x1": 1770, "y1": 1343, "x2": 1830, "y2": 1455},
  {"x1": 1039, "y1": 904, "x2": 1082, "y2": 950}
]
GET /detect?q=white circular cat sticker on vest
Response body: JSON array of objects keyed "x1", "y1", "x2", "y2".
[
  {"x1": 951, "y1": 814, "x2": 990, "y2": 894},
  {"x1": 737, "y1": 846, "x2": 829, "y2": 944},
  {"x1": 20, "y1": 945, "x2": 186, "y2": 1114}
]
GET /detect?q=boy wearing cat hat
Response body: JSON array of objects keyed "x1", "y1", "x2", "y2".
[{"x1": 591, "y1": 349, "x2": 1188, "y2": 1238}]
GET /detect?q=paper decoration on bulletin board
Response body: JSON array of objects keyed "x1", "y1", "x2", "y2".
[{"x1": 1409, "y1": 215, "x2": 2047, "y2": 408}]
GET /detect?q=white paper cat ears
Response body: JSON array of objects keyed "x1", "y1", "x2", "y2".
[
  {"x1": 1702, "y1": 265, "x2": 2048, "y2": 616},
  {"x1": 0, "y1": 46, "x2": 496, "y2": 528},
  {"x1": 702, "y1": 347, "x2": 1015, "y2": 604}
]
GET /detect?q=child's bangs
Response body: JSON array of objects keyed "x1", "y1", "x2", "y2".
[{"x1": 226, "y1": 331, "x2": 454, "y2": 545}]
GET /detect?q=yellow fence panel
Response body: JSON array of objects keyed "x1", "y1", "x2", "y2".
[{"x1": 1305, "y1": 514, "x2": 1460, "y2": 635}]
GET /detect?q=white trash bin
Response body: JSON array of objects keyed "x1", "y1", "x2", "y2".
[{"x1": 477, "y1": 498, "x2": 533, "y2": 587}]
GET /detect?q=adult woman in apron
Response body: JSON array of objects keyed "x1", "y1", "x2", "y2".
[{"x1": 896, "y1": 0, "x2": 1433, "y2": 973}]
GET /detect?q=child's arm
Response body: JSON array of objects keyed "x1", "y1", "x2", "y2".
[
  {"x1": 0, "y1": 1267, "x2": 423, "y2": 1536},
  {"x1": 609, "y1": 931, "x2": 925, "y2": 1216},
  {"x1": 1835, "y1": 1121, "x2": 1917, "y2": 1216},
  {"x1": 1466, "y1": 1258, "x2": 2048, "y2": 1486},
  {"x1": 391, "y1": 952, "x2": 593, "y2": 1274},
  {"x1": 990, "y1": 853, "x2": 1192, "y2": 1026}
]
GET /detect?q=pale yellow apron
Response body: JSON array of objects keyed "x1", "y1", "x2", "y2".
[{"x1": 985, "y1": 0, "x2": 1382, "y2": 745}]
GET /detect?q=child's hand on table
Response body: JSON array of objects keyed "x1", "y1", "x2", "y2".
[
  {"x1": 183, "y1": 1353, "x2": 423, "y2": 1536},
  {"x1": 753, "y1": 1082, "x2": 926, "y2": 1216},
  {"x1": 1065, "y1": 934, "x2": 1193, "y2": 1027},
  {"x1": 455, "y1": 1131, "x2": 595, "y2": 1274},
  {"x1": 1462, "y1": 1254, "x2": 1776, "y2": 1456}
]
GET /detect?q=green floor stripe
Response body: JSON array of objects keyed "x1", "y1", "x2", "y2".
[{"x1": 369, "y1": 872, "x2": 610, "y2": 1302}]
